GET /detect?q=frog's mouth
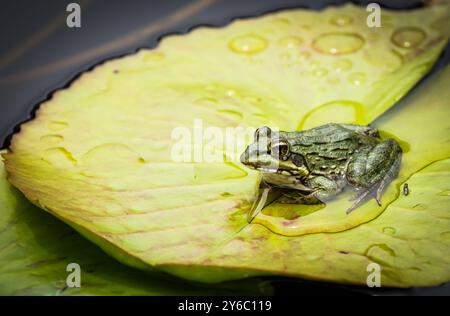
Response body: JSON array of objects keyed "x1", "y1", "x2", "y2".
[
  {"x1": 240, "y1": 151, "x2": 309, "y2": 177},
  {"x1": 257, "y1": 166, "x2": 279, "y2": 173}
]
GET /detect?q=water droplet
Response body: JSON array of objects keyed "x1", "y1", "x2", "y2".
[
  {"x1": 371, "y1": 80, "x2": 383, "y2": 88},
  {"x1": 365, "y1": 48, "x2": 402, "y2": 71},
  {"x1": 196, "y1": 97, "x2": 218, "y2": 106},
  {"x1": 229, "y1": 34, "x2": 268, "y2": 54},
  {"x1": 48, "y1": 121, "x2": 68, "y2": 131},
  {"x1": 348, "y1": 72, "x2": 367, "y2": 85},
  {"x1": 306, "y1": 254, "x2": 321, "y2": 261},
  {"x1": 332, "y1": 59, "x2": 352, "y2": 72},
  {"x1": 297, "y1": 51, "x2": 311, "y2": 61},
  {"x1": 40, "y1": 135, "x2": 64, "y2": 145},
  {"x1": 297, "y1": 100, "x2": 364, "y2": 130},
  {"x1": 312, "y1": 32, "x2": 364, "y2": 55},
  {"x1": 327, "y1": 77, "x2": 340, "y2": 85},
  {"x1": 226, "y1": 89, "x2": 236, "y2": 97},
  {"x1": 431, "y1": 17, "x2": 450, "y2": 32},
  {"x1": 391, "y1": 27, "x2": 426, "y2": 49},
  {"x1": 278, "y1": 36, "x2": 303, "y2": 49},
  {"x1": 313, "y1": 67, "x2": 328, "y2": 77},
  {"x1": 245, "y1": 96, "x2": 262, "y2": 103},
  {"x1": 143, "y1": 52, "x2": 165, "y2": 62},
  {"x1": 383, "y1": 227, "x2": 396, "y2": 236},
  {"x1": 438, "y1": 190, "x2": 450, "y2": 196},
  {"x1": 81, "y1": 143, "x2": 140, "y2": 165},
  {"x1": 42, "y1": 147, "x2": 76, "y2": 167},
  {"x1": 365, "y1": 243, "x2": 396, "y2": 257},
  {"x1": 412, "y1": 203, "x2": 427, "y2": 211},
  {"x1": 218, "y1": 109, "x2": 244, "y2": 120},
  {"x1": 330, "y1": 15, "x2": 353, "y2": 26},
  {"x1": 279, "y1": 52, "x2": 291, "y2": 60},
  {"x1": 252, "y1": 113, "x2": 269, "y2": 122},
  {"x1": 272, "y1": 17, "x2": 292, "y2": 26}
]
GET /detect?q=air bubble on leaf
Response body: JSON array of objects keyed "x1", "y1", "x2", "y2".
[
  {"x1": 143, "y1": 52, "x2": 165, "y2": 63},
  {"x1": 297, "y1": 51, "x2": 311, "y2": 61},
  {"x1": 312, "y1": 32, "x2": 364, "y2": 55},
  {"x1": 48, "y1": 121, "x2": 68, "y2": 131},
  {"x1": 332, "y1": 58, "x2": 353, "y2": 72},
  {"x1": 313, "y1": 68, "x2": 328, "y2": 77},
  {"x1": 278, "y1": 36, "x2": 303, "y2": 49},
  {"x1": 298, "y1": 100, "x2": 364, "y2": 130},
  {"x1": 327, "y1": 77, "x2": 340, "y2": 84},
  {"x1": 42, "y1": 148, "x2": 76, "y2": 167},
  {"x1": 196, "y1": 97, "x2": 219, "y2": 106},
  {"x1": 365, "y1": 48, "x2": 402, "y2": 71},
  {"x1": 330, "y1": 15, "x2": 353, "y2": 26},
  {"x1": 391, "y1": 27, "x2": 426, "y2": 49},
  {"x1": 217, "y1": 109, "x2": 244, "y2": 120},
  {"x1": 383, "y1": 227, "x2": 397, "y2": 236},
  {"x1": 430, "y1": 17, "x2": 450, "y2": 32},
  {"x1": 229, "y1": 35, "x2": 268, "y2": 54},
  {"x1": 40, "y1": 135, "x2": 64, "y2": 145},
  {"x1": 365, "y1": 243, "x2": 396, "y2": 258},
  {"x1": 348, "y1": 72, "x2": 368, "y2": 85}
]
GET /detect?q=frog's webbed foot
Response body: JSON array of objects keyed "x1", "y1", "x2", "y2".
[{"x1": 346, "y1": 139, "x2": 402, "y2": 214}]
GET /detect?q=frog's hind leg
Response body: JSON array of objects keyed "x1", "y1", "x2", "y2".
[
  {"x1": 277, "y1": 191, "x2": 320, "y2": 204},
  {"x1": 346, "y1": 139, "x2": 402, "y2": 213},
  {"x1": 277, "y1": 176, "x2": 345, "y2": 205}
]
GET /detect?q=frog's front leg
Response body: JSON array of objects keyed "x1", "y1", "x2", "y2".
[
  {"x1": 346, "y1": 139, "x2": 402, "y2": 213},
  {"x1": 277, "y1": 176, "x2": 345, "y2": 204}
]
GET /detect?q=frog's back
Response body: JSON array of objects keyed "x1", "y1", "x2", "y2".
[
  {"x1": 286, "y1": 123, "x2": 379, "y2": 177},
  {"x1": 286, "y1": 123, "x2": 357, "y2": 145}
]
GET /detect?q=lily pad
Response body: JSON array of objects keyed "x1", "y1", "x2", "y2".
[
  {"x1": 2, "y1": 3, "x2": 450, "y2": 287},
  {"x1": 0, "y1": 152, "x2": 267, "y2": 295}
]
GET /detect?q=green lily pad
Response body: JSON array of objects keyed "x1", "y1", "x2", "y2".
[
  {"x1": 2, "y1": 3, "x2": 450, "y2": 287},
  {"x1": 0, "y1": 153, "x2": 267, "y2": 295}
]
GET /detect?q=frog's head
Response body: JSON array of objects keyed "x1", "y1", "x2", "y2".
[{"x1": 240, "y1": 126, "x2": 309, "y2": 178}]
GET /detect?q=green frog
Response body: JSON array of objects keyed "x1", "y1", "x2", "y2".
[{"x1": 240, "y1": 123, "x2": 402, "y2": 214}]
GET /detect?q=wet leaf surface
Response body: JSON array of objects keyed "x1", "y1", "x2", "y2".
[{"x1": 2, "y1": 3, "x2": 450, "y2": 287}]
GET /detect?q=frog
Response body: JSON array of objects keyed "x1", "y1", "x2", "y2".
[{"x1": 240, "y1": 123, "x2": 402, "y2": 214}]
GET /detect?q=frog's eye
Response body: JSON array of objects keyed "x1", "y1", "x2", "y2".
[{"x1": 271, "y1": 141, "x2": 290, "y2": 159}]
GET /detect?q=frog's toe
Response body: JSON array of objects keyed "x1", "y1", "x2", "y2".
[
  {"x1": 375, "y1": 192, "x2": 382, "y2": 206},
  {"x1": 347, "y1": 185, "x2": 380, "y2": 214}
]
